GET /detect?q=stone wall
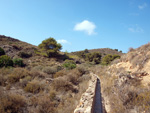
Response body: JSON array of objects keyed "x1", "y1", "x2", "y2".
[{"x1": 74, "y1": 73, "x2": 99, "y2": 113}]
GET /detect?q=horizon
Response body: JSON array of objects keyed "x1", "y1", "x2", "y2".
[{"x1": 0, "y1": 0, "x2": 150, "y2": 53}]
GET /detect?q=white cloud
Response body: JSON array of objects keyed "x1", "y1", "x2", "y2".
[
  {"x1": 138, "y1": 3, "x2": 147, "y2": 9},
  {"x1": 74, "y1": 20, "x2": 96, "y2": 35},
  {"x1": 128, "y1": 25, "x2": 144, "y2": 33},
  {"x1": 57, "y1": 39, "x2": 70, "y2": 44}
]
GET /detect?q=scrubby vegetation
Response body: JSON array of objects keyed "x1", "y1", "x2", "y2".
[
  {"x1": 63, "y1": 59, "x2": 76, "y2": 69},
  {"x1": 0, "y1": 47, "x2": 5, "y2": 56},
  {"x1": 0, "y1": 93, "x2": 26, "y2": 113},
  {"x1": 18, "y1": 51, "x2": 32, "y2": 58},
  {"x1": 13, "y1": 58, "x2": 24, "y2": 67},
  {"x1": 0, "y1": 55, "x2": 13, "y2": 67},
  {"x1": 0, "y1": 35, "x2": 124, "y2": 112},
  {"x1": 101, "y1": 54, "x2": 120, "y2": 65}
]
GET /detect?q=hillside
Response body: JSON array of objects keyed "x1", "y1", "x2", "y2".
[
  {"x1": 0, "y1": 35, "x2": 123, "y2": 113},
  {"x1": 0, "y1": 35, "x2": 92, "y2": 113},
  {"x1": 94, "y1": 43, "x2": 150, "y2": 113},
  {"x1": 0, "y1": 35, "x2": 37, "y2": 58}
]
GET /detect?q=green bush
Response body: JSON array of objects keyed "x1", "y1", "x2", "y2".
[
  {"x1": 101, "y1": 54, "x2": 120, "y2": 65},
  {"x1": 18, "y1": 52, "x2": 32, "y2": 58},
  {"x1": 13, "y1": 58, "x2": 24, "y2": 67},
  {"x1": 85, "y1": 52, "x2": 102, "y2": 64},
  {"x1": 0, "y1": 55, "x2": 13, "y2": 67},
  {"x1": 0, "y1": 47, "x2": 5, "y2": 56},
  {"x1": 63, "y1": 60, "x2": 76, "y2": 70}
]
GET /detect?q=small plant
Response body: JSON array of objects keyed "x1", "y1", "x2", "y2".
[
  {"x1": 24, "y1": 80, "x2": 44, "y2": 93},
  {"x1": 63, "y1": 60, "x2": 76, "y2": 70},
  {"x1": 54, "y1": 70, "x2": 65, "y2": 78},
  {"x1": 49, "y1": 91, "x2": 56, "y2": 101},
  {"x1": 0, "y1": 47, "x2": 5, "y2": 56},
  {"x1": 18, "y1": 51, "x2": 32, "y2": 58},
  {"x1": 42, "y1": 66, "x2": 58, "y2": 74},
  {"x1": 19, "y1": 76, "x2": 32, "y2": 88},
  {"x1": 0, "y1": 55, "x2": 13, "y2": 67},
  {"x1": 13, "y1": 58, "x2": 24, "y2": 67}
]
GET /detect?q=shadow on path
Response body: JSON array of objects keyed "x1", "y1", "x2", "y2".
[{"x1": 93, "y1": 79, "x2": 103, "y2": 113}]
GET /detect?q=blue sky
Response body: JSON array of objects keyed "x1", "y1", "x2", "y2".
[{"x1": 0, "y1": 0, "x2": 150, "y2": 53}]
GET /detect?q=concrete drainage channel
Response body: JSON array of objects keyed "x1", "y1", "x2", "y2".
[{"x1": 74, "y1": 73, "x2": 103, "y2": 113}]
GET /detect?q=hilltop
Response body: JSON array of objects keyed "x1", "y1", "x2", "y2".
[{"x1": 71, "y1": 48, "x2": 123, "y2": 57}]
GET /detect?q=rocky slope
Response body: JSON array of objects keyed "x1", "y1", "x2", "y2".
[{"x1": 94, "y1": 43, "x2": 150, "y2": 113}]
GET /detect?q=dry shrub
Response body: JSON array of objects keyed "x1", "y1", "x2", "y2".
[
  {"x1": 49, "y1": 91, "x2": 56, "y2": 101},
  {"x1": 57, "y1": 77, "x2": 90, "y2": 113},
  {"x1": 0, "y1": 74, "x2": 7, "y2": 86},
  {"x1": 30, "y1": 69, "x2": 47, "y2": 78},
  {"x1": 0, "y1": 67, "x2": 13, "y2": 76},
  {"x1": 6, "y1": 84, "x2": 11, "y2": 90},
  {"x1": 128, "y1": 47, "x2": 135, "y2": 52},
  {"x1": 134, "y1": 91, "x2": 150, "y2": 112},
  {"x1": 77, "y1": 65, "x2": 89, "y2": 75},
  {"x1": 32, "y1": 65, "x2": 44, "y2": 71},
  {"x1": 52, "y1": 77, "x2": 78, "y2": 93},
  {"x1": 53, "y1": 70, "x2": 66, "y2": 78},
  {"x1": 66, "y1": 68, "x2": 84, "y2": 85},
  {"x1": 19, "y1": 76, "x2": 32, "y2": 88},
  {"x1": 37, "y1": 96, "x2": 56, "y2": 113},
  {"x1": 78, "y1": 74, "x2": 91, "y2": 83},
  {"x1": 8, "y1": 68, "x2": 30, "y2": 83},
  {"x1": 42, "y1": 66, "x2": 58, "y2": 75},
  {"x1": 24, "y1": 79, "x2": 44, "y2": 93},
  {"x1": 0, "y1": 93, "x2": 26, "y2": 113},
  {"x1": 57, "y1": 97, "x2": 77, "y2": 113}
]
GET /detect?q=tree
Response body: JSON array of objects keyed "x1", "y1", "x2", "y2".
[{"x1": 38, "y1": 38, "x2": 62, "y2": 57}]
